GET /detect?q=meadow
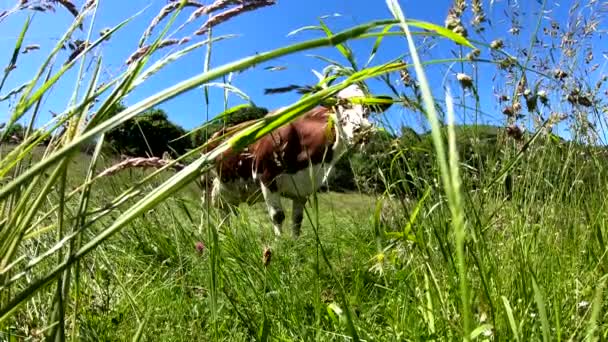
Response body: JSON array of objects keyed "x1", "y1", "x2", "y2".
[{"x1": 2, "y1": 0, "x2": 608, "y2": 341}]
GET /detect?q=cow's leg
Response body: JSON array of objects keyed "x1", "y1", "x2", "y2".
[
  {"x1": 260, "y1": 182, "x2": 285, "y2": 236},
  {"x1": 291, "y1": 197, "x2": 307, "y2": 238}
]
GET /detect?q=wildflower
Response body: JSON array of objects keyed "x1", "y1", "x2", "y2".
[
  {"x1": 471, "y1": 0, "x2": 486, "y2": 29},
  {"x1": 195, "y1": 241, "x2": 205, "y2": 254},
  {"x1": 523, "y1": 89, "x2": 538, "y2": 112}
]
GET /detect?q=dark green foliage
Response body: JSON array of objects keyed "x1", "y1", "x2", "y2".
[
  {"x1": 105, "y1": 105, "x2": 191, "y2": 158},
  {"x1": 344, "y1": 124, "x2": 510, "y2": 197},
  {"x1": 190, "y1": 105, "x2": 269, "y2": 147},
  {"x1": 325, "y1": 155, "x2": 356, "y2": 192},
  {"x1": 0, "y1": 122, "x2": 25, "y2": 143}
]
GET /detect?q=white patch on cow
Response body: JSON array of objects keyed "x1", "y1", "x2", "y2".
[{"x1": 276, "y1": 164, "x2": 328, "y2": 198}]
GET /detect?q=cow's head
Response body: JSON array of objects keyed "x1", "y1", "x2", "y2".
[{"x1": 335, "y1": 83, "x2": 393, "y2": 144}]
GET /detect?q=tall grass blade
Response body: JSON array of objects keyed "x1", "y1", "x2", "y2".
[
  {"x1": 0, "y1": 15, "x2": 30, "y2": 94},
  {"x1": 501, "y1": 296, "x2": 521, "y2": 342},
  {"x1": 532, "y1": 276, "x2": 551, "y2": 342},
  {"x1": 385, "y1": 0, "x2": 471, "y2": 338},
  {"x1": 584, "y1": 274, "x2": 608, "y2": 341}
]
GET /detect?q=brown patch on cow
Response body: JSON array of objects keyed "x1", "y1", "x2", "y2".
[{"x1": 211, "y1": 106, "x2": 336, "y2": 191}]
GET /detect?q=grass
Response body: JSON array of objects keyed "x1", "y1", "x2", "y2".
[
  {"x1": 5, "y1": 144, "x2": 608, "y2": 341},
  {"x1": 2, "y1": 0, "x2": 608, "y2": 340}
]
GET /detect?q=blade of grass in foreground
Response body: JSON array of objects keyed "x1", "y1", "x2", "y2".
[
  {"x1": 385, "y1": 0, "x2": 471, "y2": 339},
  {"x1": 502, "y1": 296, "x2": 521, "y2": 342},
  {"x1": 532, "y1": 275, "x2": 550, "y2": 342},
  {"x1": 0, "y1": 15, "x2": 30, "y2": 95}
]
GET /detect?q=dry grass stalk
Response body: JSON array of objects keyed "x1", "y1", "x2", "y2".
[
  {"x1": 55, "y1": 0, "x2": 79, "y2": 18},
  {"x1": 262, "y1": 247, "x2": 272, "y2": 267},
  {"x1": 195, "y1": 0, "x2": 276, "y2": 35},
  {"x1": 444, "y1": 0, "x2": 467, "y2": 37},
  {"x1": 125, "y1": 39, "x2": 181, "y2": 65},
  {"x1": 96, "y1": 156, "x2": 185, "y2": 178},
  {"x1": 142, "y1": 1, "x2": 204, "y2": 42},
  {"x1": 65, "y1": 39, "x2": 90, "y2": 64},
  {"x1": 470, "y1": 0, "x2": 486, "y2": 29},
  {"x1": 84, "y1": 0, "x2": 96, "y2": 11},
  {"x1": 187, "y1": 0, "x2": 240, "y2": 22}
]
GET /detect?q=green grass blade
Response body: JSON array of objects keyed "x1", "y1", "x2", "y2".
[
  {"x1": 501, "y1": 296, "x2": 521, "y2": 342},
  {"x1": 584, "y1": 274, "x2": 608, "y2": 341},
  {"x1": 406, "y1": 19, "x2": 475, "y2": 48},
  {"x1": 532, "y1": 276, "x2": 551, "y2": 342},
  {"x1": 0, "y1": 14, "x2": 30, "y2": 94},
  {"x1": 318, "y1": 19, "x2": 358, "y2": 70},
  {"x1": 365, "y1": 24, "x2": 395, "y2": 68},
  {"x1": 386, "y1": 0, "x2": 471, "y2": 338}
]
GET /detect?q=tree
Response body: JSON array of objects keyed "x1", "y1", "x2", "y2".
[
  {"x1": 0, "y1": 122, "x2": 26, "y2": 143},
  {"x1": 190, "y1": 105, "x2": 269, "y2": 147},
  {"x1": 106, "y1": 107, "x2": 192, "y2": 158}
]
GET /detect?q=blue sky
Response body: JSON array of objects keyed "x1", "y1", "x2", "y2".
[{"x1": 0, "y1": 0, "x2": 606, "y2": 139}]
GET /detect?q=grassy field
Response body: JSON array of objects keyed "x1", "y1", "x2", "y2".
[{"x1": 4, "y1": 142, "x2": 608, "y2": 341}]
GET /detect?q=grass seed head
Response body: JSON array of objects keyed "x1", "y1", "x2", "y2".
[
  {"x1": 466, "y1": 48, "x2": 481, "y2": 60},
  {"x1": 554, "y1": 69, "x2": 568, "y2": 80},
  {"x1": 195, "y1": 0, "x2": 276, "y2": 36},
  {"x1": 96, "y1": 156, "x2": 185, "y2": 178},
  {"x1": 506, "y1": 124, "x2": 524, "y2": 141},
  {"x1": 490, "y1": 39, "x2": 504, "y2": 50},
  {"x1": 125, "y1": 39, "x2": 179, "y2": 65},
  {"x1": 456, "y1": 73, "x2": 473, "y2": 89},
  {"x1": 262, "y1": 246, "x2": 272, "y2": 267}
]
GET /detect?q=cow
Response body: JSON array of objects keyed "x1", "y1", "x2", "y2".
[{"x1": 202, "y1": 83, "x2": 392, "y2": 237}]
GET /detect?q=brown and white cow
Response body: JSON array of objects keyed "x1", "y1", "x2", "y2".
[{"x1": 204, "y1": 84, "x2": 391, "y2": 237}]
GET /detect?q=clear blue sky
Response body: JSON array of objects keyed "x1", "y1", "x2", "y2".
[{"x1": 0, "y1": 0, "x2": 605, "y2": 139}]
